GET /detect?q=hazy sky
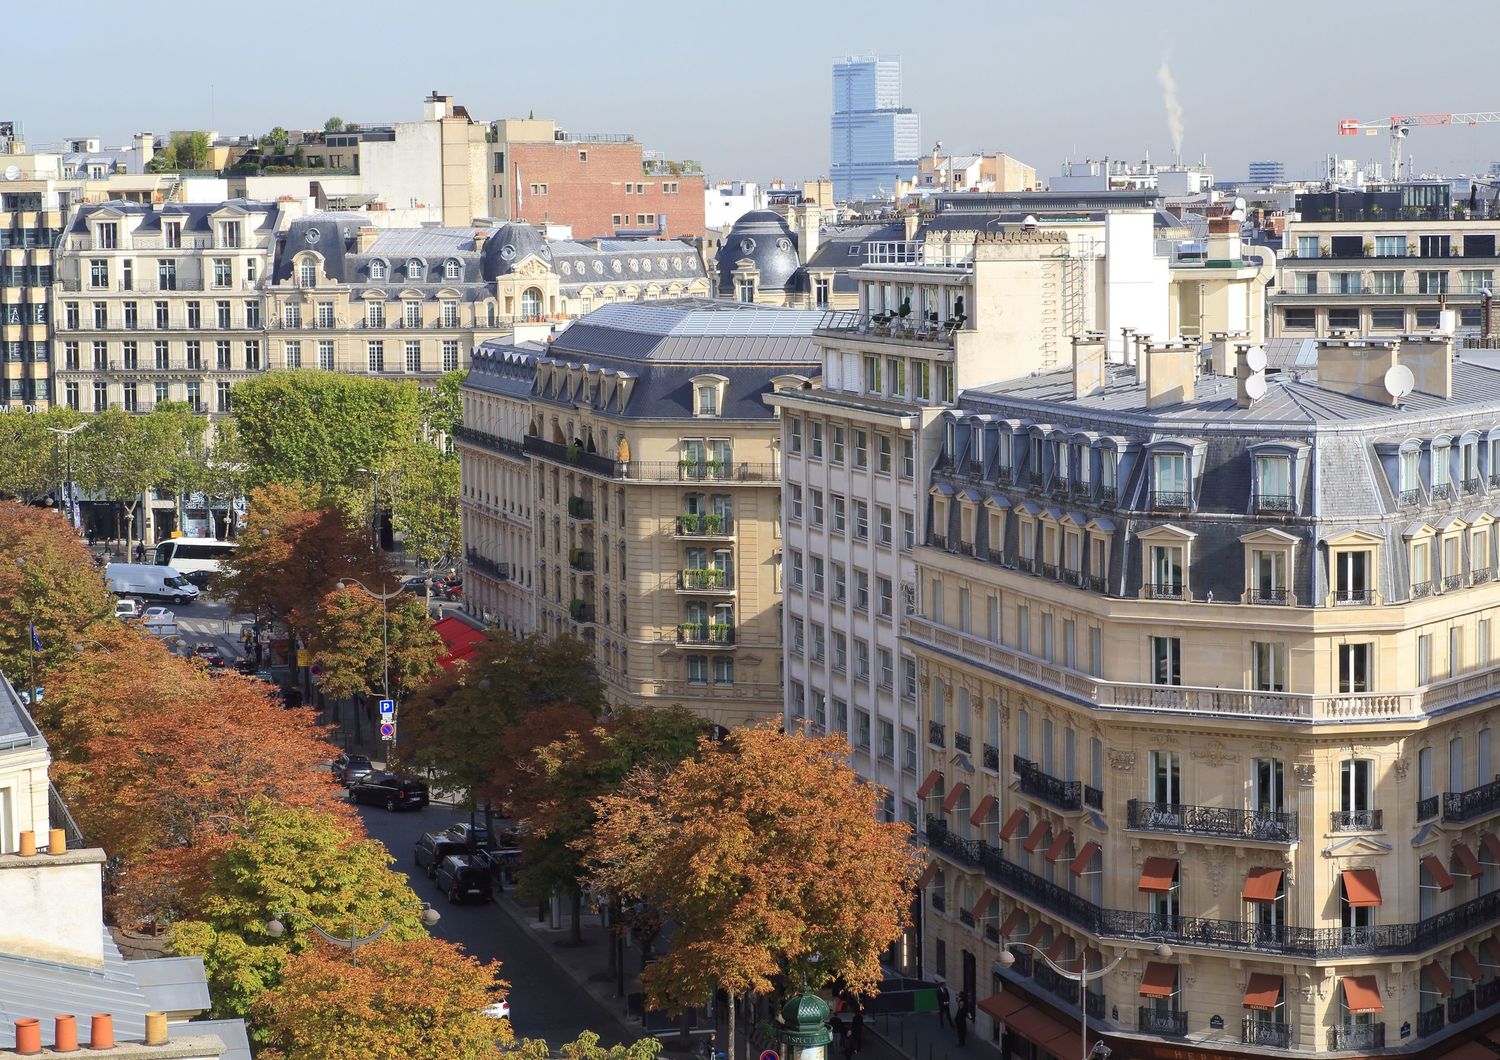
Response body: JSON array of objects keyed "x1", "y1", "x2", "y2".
[{"x1": 10, "y1": 0, "x2": 1500, "y2": 183}]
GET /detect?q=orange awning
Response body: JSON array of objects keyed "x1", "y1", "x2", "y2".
[
  {"x1": 916, "y1": 770, "x2": 943, "y2": 799},
  {"x1": 978, "y1": 995, "x2": 1080, "y2": 1060},
  {"x1": 1139, "y1": 962, "x2": 1179, "y2": 999},
  {"x1": 916, "y1": 862, "x2": 939, "y2": 888},
  {"x1": 1341, "y1": 975, "x2": 1383, "y2": 1014},
  {"x1": 1342, "y1": 869, "x2": 1383, "y2": 907},
  {"x1": 1484, "y1": 833, "x2": 1500, "y2": 865},
  {"x1": 1242, "y1": 867, "x2": 1283, "y2": 903},
  {"x1": 970, "y1": 794, "x2": 997, "y2": 826},
  {"x1": 942, "y1": 781, "x2": 969, "y2": 813},
  {"x1": 1023, "y1": 821, "x2": 1050, "y2": 854},
  {"x1": 971, "y1": 891, "x2": 996, "y2": 921},
  {"x1": 1044, "y1": 829, "x2": 1074, "y2": 863},
  {"x1": 1070, "y1": 840, "x2": 1100, "y2": 876},
  {"x1": 1243, "y1": 973, "x2": 1283, "y2": 1011},
  {"x1": 1138, "y1": 857, "x2": 1178, "y2": 893},
  {"x1": 999, "y1": 808, "x2": 1028, "y2": 840},
  {"x1": 1455, "y1": 843, "x2": 1485, "y2": 879},
  {"x1": 1483, "y1": 938, "x2": 1500, "y2": 968},
  {"x1": 1424, "y1": 961, "x2": 1454, "y2": 999},
  {"x1": 978, "y1": 992, "x2": 1025, "y2": 1022},
  {"x1": 999, "y1": 907, "x2": 1027, "y2": 939},
  {"x1": 1044, "y1": 935, "x2": 1070, "y2": 962},
  {"x1": 1423, "y1": 855, "x2": 1455, "y2": 892},
  {"x1": 1024, "y1": 922, "x2": 1049, "y2": 947},
  {"x1": 1456, "y1": 948, "x2": 1484, "y2": 984}
]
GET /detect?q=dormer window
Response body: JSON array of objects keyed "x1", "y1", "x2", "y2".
[
  {"x1": 1254, "y1": 455, "x2": 1292, "y2": 512},
  {"x1": 1151, "y1": 452, "x2": 1189, "y2": 510},
  {"x1": 298, "y1": 259, "x2": 317, "y2": 287},
  {"x1": 1432, "y1": 441, "x2": 1453, "y2": 500},
  {"x1": 1399, "y1": 445, "x2": 1422, "y2": 505},
  {"x1": 697, "y1": 386, "x2": 718, "y2": 416},
  {"x1": 369, "y1": 259, "x2": 387, "y2": 281},
  {"x1": 691, "y1": 374, "x2": 728, "y2": 418},
  {"x1": 406, "y1": 259, "x2": 424, "y2": 281},
  {"x1": 218, "y1": 220, "x2": 242, "y2": 248},
  {"x1": 163, "y1": 221, "x2": 182, "y2": 249},
  {"x1": 443, "y1": 258, "x2": 461, "y2": 280},
  {"x1": 95, "y1": 221, "x2": 118, "y2": 249}
]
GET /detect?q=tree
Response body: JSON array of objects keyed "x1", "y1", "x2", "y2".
[
  {"x1": 420, "y1": 367, "x2": 468, "y2": 440},
  {"x1": 252, "y1": 936, "x2": 507, "y2": 1060},
  {"x1": 215, "y1": 483, "x2": 392, "y2": 642},
  {"x1": 72, "y1": 407, "x2": 169, "y2": 551},
  {"x1": 171, "y1": 801, "x2": 432, "y2": 1022},
  {"x1": 38, "y1": 633, "x2": 349, "y2": 926},
  {"x1": 308, "y1": 584, "x2": 443, "y2": 701},
  {"x1": 230, "y1": 372, "x2": 423, "y2": 492},
  {"x1": 0, "y1": 501, "x2": 114, "y2": 684},
  {"x1": 324, "y1": 117, "x2": 344, "y2": 133},
  {"x1": 389, "y1": 443, "x2": 460, "y2": 569},
  {"x1": 513, "y1": 1032, "x2": 662, "y2": 1060},
  {"x1": 0, "y1": 406, "x2": 86, "y2": 501},
  {"x1": 582, "y1": 722, "x2": 921, "y2": 1060},
  {"x1": 514, "y1": 706, "x2": 704, "y2": 944}
]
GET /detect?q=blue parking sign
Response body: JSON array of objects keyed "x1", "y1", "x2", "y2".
[{"x1": 378, "y1": 698, "x2": 395, "y2": 716}]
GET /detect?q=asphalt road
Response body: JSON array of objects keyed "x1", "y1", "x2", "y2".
[{"x1": 353, "y1": 799, "x2": 638, "y2": 1049}]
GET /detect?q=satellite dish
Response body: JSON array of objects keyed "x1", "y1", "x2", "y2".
[
  {"x1": 2, "y1": 166, "x2": 19, "y2": 181},
  {"x1": 1244, "y1": 373, "x2": 1267, "y2": 401},
  {"x1": 1244, "y1": 346, "x2": 1267, "y2": 372},
  {"x1": 1234, "y1": 196, "x2": 1247, "y2": 211},
  {"x1": 1385, "y1": 364, "x2": 1415, "y2": 400}
]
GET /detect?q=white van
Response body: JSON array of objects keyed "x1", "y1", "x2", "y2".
[{"x1": 105, "y1": 563, "x2": 200, "y2": 603}]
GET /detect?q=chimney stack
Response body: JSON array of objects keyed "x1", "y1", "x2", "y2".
[
  {"x1": 356, "y1": 226, "x2": 379, "y2": 254},
  {"x1": 54, "y1": 1015, "x2": 78, "y2": 1053},
  {"x1": 1313, "y1": 338, "x2": 1401, "y2": 406},
  {"x1": 1071, "y1": 332, "x2": 1107, "y2": 399},
  {"x1": 1206, "y1": 215, "x2": 1242, "y2": 265},
  {"x1": 1398, "y1": 333, "x2": 1454, "y2": 399},
  {"x1": 473, "y1": 228, "x2": 488, "y2": 255},
  {"x1": 1235, "y1": 344, "x2": 1261, "y2": 408},
  {"x1": 135, "y1": 133, "x2": 154, "y2": 169},
  {"x1": 1143, "y1": 341, "x2": 1197, "y2": 409}
]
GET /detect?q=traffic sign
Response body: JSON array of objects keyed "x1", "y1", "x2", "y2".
[
  {"x1": 380, "y1": 723, "x2": 395, "y2": 739},
  {"x1": 760, "y1": 1051, "x2": 779, "y2": 1060},
  {"x1": 378, "y1": 698, "x2": 395, "y2": 716}
]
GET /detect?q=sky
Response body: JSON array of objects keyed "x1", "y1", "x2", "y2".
[{"x1": 10, "y1": 0, "x2": 1500, "y2": 184}]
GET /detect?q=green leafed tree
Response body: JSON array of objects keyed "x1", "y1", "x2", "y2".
[
  {"x1": 72, "y1": 407, "x2": 170, "y2": 552},
  {"x1": 389, "y1": 443, "x2": 460, "y2": 569},
  {"x1": 324, "y1": 117, "x2": 344, "y2": 133},
  {"x1": 308, "y1": 583, "x2": 444, "y2": 701}
]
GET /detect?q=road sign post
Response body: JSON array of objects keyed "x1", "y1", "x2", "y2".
[{"x1": 380, "y1": 722, "x2": 395, "y2": 741}]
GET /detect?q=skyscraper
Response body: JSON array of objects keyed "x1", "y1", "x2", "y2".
[{"x1": 830, "y1": 54, "x2": 920, "y2": 202}]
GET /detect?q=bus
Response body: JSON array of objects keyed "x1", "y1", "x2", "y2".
[{"x1": 153, "y1": 537, "x2": 238, "y2": 587}]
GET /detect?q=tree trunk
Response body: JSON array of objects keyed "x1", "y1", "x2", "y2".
[
  {"x1": 605, "y1": 897, "x2": 618, "y2": 982},
  {"x1": 569, "y1": 888, "x2": 583, "y2": 945},
  {"x1": 726, "y1": 987, "x2": 736, "y2": 1060}
]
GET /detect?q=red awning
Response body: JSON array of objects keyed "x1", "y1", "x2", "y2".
[
  {"x1": 1342, "y1": 869, "x2": 1383, "y2": 907},
  {"x1": 434, "y1": 615, "x2": 489, "y2": 670},
  {"x1": 1139, "y1": 962, "x2": 1179, "y2": 999},
  {"x1": 916, "y1": 770, "x2": 944, "y2": 799},
  {"x1": 1243, "y1": 973, "x2": 1283, "y2": 1011},
  {"x1": 1484, "y1": 832, "x2": 1500, "y2": 866},
  {"x1": 1242, "y1": 867, "x2": 1283, "y2": 903},
  {"x1": 1070, "y1": 840, "x2": 1100, "y2": 876},
  {"x1": 942, "y1": 781, "x2": 969, "y2": 813},
  {"x1": 1422, "y1": 854, "x2": 1456, "y2": 892},
  {"x1": 1044, "y1": 829, "x2": 1074, "y2": 864},
  {"x1": 1138, "y1": 857, "x2": 1178, "y2": 894},
  {"x1": 999, "y1": 907, "x2": 1027, "y2": 940},
  {"x1": 1455, "y1": 843, "x2": 1485, "y2": 879},
  {"x1": 971, "y1": 891, "x2": 996, "y2": 921},
  {"x1": 1023, "y1": 922, "x2": 1048, "y2": 947},
  {"x1": 915, "y1": 862, "x2": 939, "y2": 889},
  {"x1": 978, "y1": 992, "x2": 1025, "y2": 1022},
  {"x1": 1341, "y1": 975, "x2": 1383, "y2": 1014},
  {"x1": 999, "y1": 808, "x2": 1028, "y2": 840},
  {"x1": 1456, "y1": 948, "x2": 1484, "y2": 984},
  {"x1": 970, "y1": 794, "x2": 997, "y2": 827},
  {"x1": 1022, "y1": 821, "x2": 1051, "y2": 854},
  {"x1": 997, "y1": 1003, "x2": 1081, "y2": 1060},
  {"x1": 1483, "y1": 938, "x2": 1500, "y2": 968},
  {"x1": 1044, "y1": 935, "x2": 1070, "y2": 962},
  {"x1": 1424, "y1": 961, "x2": 1455, "y2": 999}
]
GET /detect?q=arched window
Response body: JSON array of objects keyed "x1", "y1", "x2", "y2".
[
  {"x1": 369, "y1": 259, "x2": 387, "y2": 281},
  {"x1": 521, "y1": 287, "x2": 543, "y2": 320},
  {"x1": 443, "y1": 258, "x2": 462, "y2": 279},
  {"x1": 406, "y1": 258, "x2": 424, "y2": 280},
  {"x1": 298, "y1": 259, "x2": 317, "y2": 287}
]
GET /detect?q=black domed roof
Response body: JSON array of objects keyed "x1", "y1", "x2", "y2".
[
  {"x1": 480, "y1": 223, "x2": 551, "y2": 281},
  {"x1": 716, "y1": 210, "x2": 801, "y2": 295}
]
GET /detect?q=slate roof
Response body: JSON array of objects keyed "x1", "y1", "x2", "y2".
[
  {"x1": 468, "y1": 340, "x2": 543, "y2": 401},
  {"x1": 188, "y1": 1020, "x2": 250, "y2": 1060},
  {"x1": 803, "y1": 222, "x2": 907, "y2": 292},
  {"x1": 68, "y1": 200, "x2": 279, "y2": 237}
]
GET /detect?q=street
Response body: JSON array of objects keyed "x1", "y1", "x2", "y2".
[{"x1": 353, "y1": 799, "x2": 639, "y2": 1049}]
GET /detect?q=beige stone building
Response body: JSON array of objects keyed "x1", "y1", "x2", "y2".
[
  {"x1": 909, "y1": 332, "x2": 1500, "y2": 1059},
  {"x1": 499, "y1": 300, "x2": 821, "y2": 728}
]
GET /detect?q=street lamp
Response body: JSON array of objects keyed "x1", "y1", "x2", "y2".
[
  {"x1": 264, "y1": 901, "x2": 440, "y2": 965},
  {"x1": 46, "y1": 423, "x2": 88, "y2": 531},
  {"x1": 353, "y1": 467, "x2": 392, "y2": 554},
  {"x1": 997, "y1": 938, "x2": 1174, "y2": 1060}
]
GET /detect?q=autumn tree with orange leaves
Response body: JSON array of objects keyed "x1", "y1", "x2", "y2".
[
  {"x1": 252, "y1": 936, "x2": 507, "y2": 1060},
  {"x1": 308, "y1": 583, "x2": 443, "y2": 702},
  {"x1": 582, "y1": 722, "x2": 921, "y2": 1060}
]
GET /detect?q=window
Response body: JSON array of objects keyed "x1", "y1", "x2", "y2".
[
  {"x1": 1296, "y1": 236, "x2": 1319, "y2": 259},
  {"x1": 1418, "y1": 270, "x2": 1449, "y2": 294},
  {"x1": 855, "y1": 570, "x2": 869, "y2": 610},
  {"x1": 878, "y1": 505, "x2": 892, "y2": 545},
  {"x1": 713, "y1": 656, "x2": 734, "y2": 685},
  {"x1": 855, "y1": 641, "x2": 870, "y2": 681},
  {"x1": 406, "y1": 259, "x2": 425, "y2": 281},
  {"x1": 810, "y1": 421, "x2": 823, "y2": 458},
  {"x1": 121, "y1": 342, "x2": 138, "y2": 371},
  {"x1": 811, "y1": 557, "x2": 825, "y2": 595},
  {"x1": 211, "y1": 258, "x2": 231, "y2": 288},
  {"x1": 854, "y1": 501, "x2": 869, "y2": 539},
  {"x1": 789, "y1": 550, "x2": 803, "y2": 587},
  {"x1": 1251, "y1": 549, "x2": 1286, "y2": 603},
  {"x1": 1255, "y1": 455, "x2": 1292, "y2": 510},
  {"x1": 64, "y1": 382, "x2": 79, "y2": 410},
  {"x1": 696, "y1": 385, "x2": 718, "y2": 416},
  {"x1": 367, "y1": 340, "x2": 384, "y2": 373},
  {"x1": 405, "y1": 340, "x2": 421, "y2": 373},
  {"x1": 369, "y1": 260, "x2": 387, "y2": 281},
  {"x1": 285, "y1": 341, "x2": 302, "y2": 369},
  {"x1": 789, "y1": 485, "x2": 803, "y2": 521},
  {"x1": 878, "y1": 434, "x2": 892, "y2": 473},
  {"x1": 366, "y1": 301, "x2": 385, "y2": 328},
  {"x1": 878, "y1": 577, "x2": 893, "y2": 617},
  {"x1": 1334, "y1": 549, "x2": 1372, "y2": 604},
  {"x1": 213, "y1": 340, "x2": 229, "y2": 370},
  {"x1": 902, "y1": 658, "x2": 918, "y2": 701},
  {"x1": 92, "y1": 302, "x2": 107, "y2": 328},
  {"x1": 901, "y1": 511, "x2": 915, "y2": 551},
  {"x1": 89, "y1": 259, "x2": 108, "y2": 288},
  {"x1": 789, "y1": 418, "x2": 802, "y2": 454},
  {"x1": 65, "y1": 302, "x2": 79, "y2": 329},
  {"x1": 832, "y1": 563, "x2": 847, "y2": 603},
  {"x1": 811, "y1": 624, "x2": 825, "y2": 661},
  {"x1": 815, "y1": 276, "x2": 830, "y2": 307},
  {"x1": 215, "y1": 381, "x2": 232, "y2": 412},
  {"x1": 832, "y1": 495, "x2": 846, "y2": 534},
  {"x1": 185, "y1": 341, "x2": 201, "y2": 369},
  {"x1": 298, "y1": 259, "x2": 318, "y2": 287},
  {"x1": 245, "y1": 300, "x2": 261, "y2": 328},
  {"x1": 1148, "y1": 544, "x2": 1184, "y2": 599},
  {"x1": 318, "y1": 341, "x2": 334, "y2": 370},
  {"x1": 832, "y1": 426, "x2": 846, "y2": 464},
  {"x1": 1339, "y1": 643, "x2": 1371, "y2": 693},
  {"x1": 902, "y1": 438, "x2": 915, "y2": 478},
  {"x1": 854, "y1": 709, "x2": 870, "y2": 749},
  {"x1": 1253, "y1": 642, "x2": 1286, "y2": 692},
  {"x1": 1150, "y1": 750, "x2": 1181, "y2": 804},
  {"x1": 686, "y1": 656, "x2": 708, "y2": 684},
  {"x1": 810, "y1": 490, "x2": 824, "y2": 527},
  {"x1": 879, "y1": 648, "x2": 894, "y2": 690},
  {"x1": 854, "y1": 430, "x2": 868, "y2": 468},
  {"x1": 91, "y1": 341, "x2": 106, "y2": 370},
  {"x1": 1152, "y1": 452, "x2": 1189, "y2": 507},
  {"x1": 1151, "y1": 636, "x2": 1182, "y2": 686},
  {"x1": 157, "y1": 259, "x2": 177, "y2": 290}
]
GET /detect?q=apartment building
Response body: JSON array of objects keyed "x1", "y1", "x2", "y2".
[
  {"x1": 513, "y1": 299, "x2": 819, "y2": 729},
  {"x1": 52, "y1": 200, "x2": 280, "y2": 417},
  {"x1": 0, "y1": 185, "x2": 66, "y2": 408},
  {"x1": 457, "y1": 340, "x2": 538, "y2": 634},
  {"x1": 1275, "y1": 186, "x2": 1500, "y2": 338},
  {"x1": 910, "y1": 332, "x2": 1500, "y2": 1059}
]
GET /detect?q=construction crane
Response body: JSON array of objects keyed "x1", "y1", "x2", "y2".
[{"x1": 1337, "y1": 111, "x2": 1500, "y2": 182}]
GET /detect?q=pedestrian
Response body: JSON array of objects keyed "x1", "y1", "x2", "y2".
[
  {"x1": 830, "y1": 1014, "x2": 845, "y2": 1046},
  {"x1": 851, "y1": 1006, "x2": 864, "y2": 1053},
  {"x1": 840, "y1": 1027, "x2": 856, "y2": 1060},
  {"x1": 936, "y1": 981, "x2": 952, "y2": 1027},
  {"x1": 956, "y1": 1012, "x2": 967, "y2": 1047},
  {"x1": 957, "y1": 989, "x2": 968, "y2": 1024},
  {"x1": 86, "y1": 527, "x2": 96, "y2": 549},
  {"x1": 133, "y1": 542, "x2": 145, "y2": 563}
]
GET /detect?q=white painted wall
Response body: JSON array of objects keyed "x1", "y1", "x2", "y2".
[
  {"x1": 1103, "y1": 210, "x2": 1170, "y2": 359},
  {"x1": 705, "y1": 182, "x2": 766, "y2": 231},
  {"x1": 359, "y1": 122, "x2": 442, "y2": 211}
]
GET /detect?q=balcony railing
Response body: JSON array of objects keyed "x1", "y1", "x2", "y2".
[
  {"x1": 1444, "y1": 573, "x2": 1466, "y2": 592},
  {"x1": 1449, "y1": 989, "x2": 1476, "y2": 1024},
  {"x1": 1329, "y1": 1024, "x2": 1384, "y2": 1051},
  {"x1": 954, "y1": 732, "x2": 971, "y2": 754},
  {"x1": 463, "y1": 549, "x2": 510, "y2": 582},
  {"x1": 1098, "y1": 484, "x2": 1117, "y2": 505},
  {"x1": 1400, "y1": 487, "x2": 1423, "y2": 506},
  {"x1": 1248, "y1": 587, "x2": 1289, "y2": 605},
  {"x1": 929, "y1": 721, "x2": 946, "y2": 747},
  {"x1": 568, "y1": 599, "x2": 595, "y2": 623},
  {"x1": 677, "y1": 624, "x2": 734, "y2": 645},
  {"x1": 569, "y1": 550, "x2": 595, "y2": 572},
  {"x1": 1254, "y1": 493, "x2": 1293, "y2": 513},
  {"x1": 1333, "y1": 587, "x2": 1374, "y2": 605},
  {"x1": 1417, "y1": 794, "x2": 1439, "y2": 821},
  {"x1": 982, "y1": 743, "x2": 999, "y2": 771},
  {"x1": 1145, "y1": 582, "x2": 1184, "y2": 600},
  {"x1": 1137, "y1": 1008, "x2": 1187, "y2": 1037},
  {"x1": 48, "y1": 782, "x2": 85, "y2": 849},
  {"x1": 1432, "y1": 483, "x2": 1455, "y2": 502},
  {"x1": 454, "y1": 425, "x2": 526, "y2": 457},
  {"x1": 679, "y1": 568, "x2": 732, "y2": 591},
  {"x1": 1149, "y1": 490, "x2": 1189, "y2": 510},
  {"x1": 929, "y1": 534, "x2": 949, "y2": 551},
  {"x1": 1443, "y1": 775, "x2": 1500, "y2": 823},
  {"x1": 675, "y1": 512, "x2": 732, "y2": 536},
  {"x1": 926, "y1": 818, "x2": 983, "y2": 868},
  {"x1": 1417, "y1": 1006, "x2": 1445, "y2": 1038},
  {"x1": 1330, "y1": 808, "x2": 1382, "y2": 831},
  {"x1": 1476, "y1": 567, "x2": 1497, "y2": 585},
  {"x1": 568, "y1": 496, "x2": 594, "y2": 519},
  {"x1": 1241, "y1": 1018, "x2": 1290, "y2": 1048},
  {"x1": 1126, "y1": 799, "x2": 1297, "y2": 843},
  {"x1": 524, "y1": 436, "x2": 777, "y2": 483},
  {"x1": 1014, "y1": 756, "x2": 1101, "y2": 813},
  {"x1": 1464, "y1": 477, "x2": 1486, "y2": 495}
]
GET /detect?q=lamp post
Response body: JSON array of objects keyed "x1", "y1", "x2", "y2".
[
  {"x1": 337, "y1": 577, "x2": 399, "y2": 748},
  {"x1": 46, "y1": 423, "x2": 87, "y2": 531},
  {"x1": 353, "y1": 466, "x2": 388, "y2": 554},
  {"x1": 265, "y1": 901, "x2": 439, "y2": 966},
  {"x1": 997, "y1": 938, "x2": 1174, "y2": 1060}
]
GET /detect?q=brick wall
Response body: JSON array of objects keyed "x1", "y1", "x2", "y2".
[{"x1": 504, "y1": 141, "x2": 705, "y2": 239}]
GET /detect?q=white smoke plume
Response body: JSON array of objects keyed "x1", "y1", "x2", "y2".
[{"x1": 1156, "y1": 57, "x2": 1184, "y2": 160}]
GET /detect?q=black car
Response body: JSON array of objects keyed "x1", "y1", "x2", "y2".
[
  {"x1": 349, "y1": 771, "x2": 430, "y2": 811},
  {"x1": 192, "y1": 644, "x2": 228, "y2": 668},
  {"x1": 434, "y1": 854, "x2": 494, "y2": 904},
  {"x1": 445, "y1": 822, "x2": 493, "y2": 851},
  {"x1": 331, "y1": 753, "x2": 373, "y2": 786},
  {"x1": 414, "y1": 831, "x2": 468, "y2": 877}
]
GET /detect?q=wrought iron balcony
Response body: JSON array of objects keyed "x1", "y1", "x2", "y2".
[
  {"x1": 568, "y1": 496, "x2": 594, "y2": 520},
  {"x1": 986, "y1": 548, "x2": 1006, "y2": 565},
  {"x1": 1145, "y1": 582, "x2": 1184, "y2": 600},
  {"x1": 1087, "y1": 574, "x2": 1107, "y2": 593},
  {"x1": 1330, "y1": 808, "x2": 1383, "y2": 831},
  {"x1": 1329, "y1": 1023, "x2": 1384, "y2": 1051},
  {"x1": 464, "y1": 549, "x2": 510, "y2": 582},
  {"x1": 1016, "y1": 556, "x2": 1037, "y2": 574},
  {"x1": 1444, "y1": 573, "x2": 1466, "y2": 592},
  {"x1": 1014, "y1": 756, "x2": 1101, "y2": 813},
  {"x1": 1476, "y1": 567, "x2": 1497, "y2": 585},
  {"x1": 1098, "y1": 484, "x2": 1117, "y2": 505},
  {"x1": 678, "y1": 567, "x2": 732, "y2": 591},
  {"x1": 929, "y1": 721, "x2": 946, "y2": 747},
  {"x1": 982, "y1": 743, "x2": 999, "y2": 771},
  {"x1": 677, "y1": 623, "x2": 734, "y2": 645},
  {"x1": 1449, "y1": 989, "x2": 1476, "y2": 1024},
  {"x1": 1417, "y1": 1006, "x2": 1445, "y2": 1038},
  {"x1": 929, "y1": 533, "x2": 949, "y2": 551},
  {"x1": 454, "y1": 424, "x2": 526, "y2": 457},
  {"x1": 1137, "y1": 1007, "x2": 1187, "y2": 1037},
  {"x1": 675, "y1": 512, "x2": 733, "y2": 536},
  {"x1": 568, "y1": 599, "x2": 595, "y2": 623},
  {"x1": 1464, "y1": 477, "x2": 1486, "y2": 495},
  {"x1": 1417, "y1": 794, "x2": 1439, "y2": 821},
  {"x1": 1443, "y1": 775, "x2": 1500, "y2": 822},
  {"x1": 1041, "y1": 562, "x2": 1059, "y2": 579},
  {"x1": 1333, "y1": 587, "x2": 1374, "y2": 605},
  {"x1": 1432, "y1": 483, "x2": 1455, "y2": 502},
  {"x1": 979, "y1": 843, "x2": 1103, "y2": 933},
  {"x1": 1248, "y1": 587, "x2": 1289, "y2": 604},
  {"x1": 1254, "y1": 493, "x2": 1293, "y2": 513},
  {"x1": 569, "y1": 550, "x2": 595, "y2": 572},
  {"x1": 1149, "y1": 490, "x2": 1189, "y2": 511},
  {"x1": 1126, "y1": 800, "x2": 1298, "y2": 843},
  {"x1": 1399, "y1": 487, "x2": 1423, "y2": 506},
  {"x1": 954, "y1": 732, "x2": 971, "y2": 753},
  {"x1": 1241, "y1": 1018, "x2": 1290, "y2": 1048}
]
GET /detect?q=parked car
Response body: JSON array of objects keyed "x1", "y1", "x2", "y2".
[
  {"x1": 114, "y1": 598, "x2": 143, "y2": 621},
  {"x1": 414, "y1": 832, "x2": 468, "y2": 877},
  {"x1": 399, "y1": 575, "x2": 429, "y2": 596},
  {"x1": 331, "y1": 753, "x2": 373, "y2": 786},
  {"x1": 349, "y1": 772, "x2": 430, "y2": 812},
  {"x1": 192, "y1": 644, "x2": 228, "y2": 668},
  {"x1": 433, "y1": 574, "x2": 463, "y2": 601},
  {"x1": 434, "y1": 854, "x2": 494, "y2": 903},
  {"x1": 445, "y1": 822, "x2": 494, "y2": 851},
  {"x1": 142, "y1": 606, "x2": 175, "y2": 624},
  {"x1": 482, "y1": 998, "x2": 511, "y2": 1021}
]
